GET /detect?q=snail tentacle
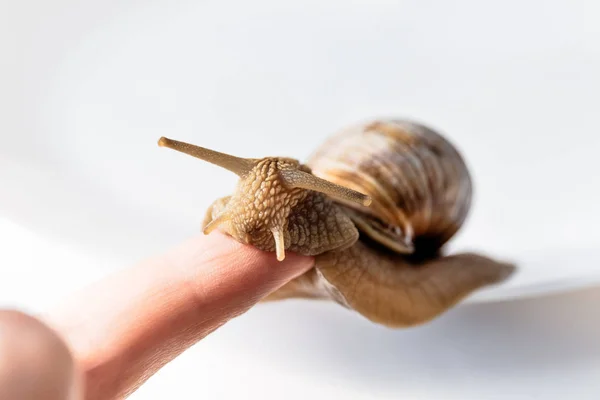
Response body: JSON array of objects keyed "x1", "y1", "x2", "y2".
[
  {"x1": 279, "y1": 169, "x2": 372, "y2": 207},
  {"x1": 158, "y1": 137, "x2": 255, "y2": 176}
]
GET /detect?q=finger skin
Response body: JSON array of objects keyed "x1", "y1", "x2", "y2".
[
  {"x1": 0, "y1": 310, "x2": 82, "y2": 400},
  {"x1": 44, "y1": 232, "x2": 314, "y2": 400}
]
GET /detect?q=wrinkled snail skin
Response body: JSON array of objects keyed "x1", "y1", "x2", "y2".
[
  {"x1": 161, "y1": 119, "x2": 516, "y2": 328},
  {"x1": 304, "y1": 242, "x2": 514, "y2": 328}
]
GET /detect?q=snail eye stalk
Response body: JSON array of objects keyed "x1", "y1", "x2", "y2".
[
  {"x1": 158, "y1": 137, "x2": 255, "y2": 177},
  {"x1": 279, "y1": 170, "x2": 372, "y2": 207}
]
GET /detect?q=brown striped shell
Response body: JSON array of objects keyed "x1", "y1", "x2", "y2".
[{"x1": 307, "y1": 119, "x2": 472, "y2": 256}]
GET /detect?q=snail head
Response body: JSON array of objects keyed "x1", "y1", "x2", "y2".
[{"x1": 158, "y1": 137, "x2": 371, "y2": 261}]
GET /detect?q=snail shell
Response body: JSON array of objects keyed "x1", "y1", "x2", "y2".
[
  {"x1": 158, "y1": 118, "x2": 515, "y2": 328},
  {"x1": 307, "y1": 119, "x2": 472, "y2": 256}
]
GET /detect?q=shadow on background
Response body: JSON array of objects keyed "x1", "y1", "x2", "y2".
[{"x1": 225, "y1": 284, "x2": 600, "y2": 397}]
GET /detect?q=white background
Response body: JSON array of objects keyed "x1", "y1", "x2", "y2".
[{"x1": 1, "y1": 0, "x2": 600, "y2": 398}]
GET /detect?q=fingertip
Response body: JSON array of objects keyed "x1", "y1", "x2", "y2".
[
  {"x1": 210, "y1": 231, "x2": 315, "y2": 276},
  {"x1": 185, "y1": 231, "x2": 314, "y2": 274},
  {"x1": 239, "y1": 242, "x2": 315, "y2": 296},
  {"x1": 173, "y1": 232, "x2": 315, "y2": 300},
  {"x1": 269, "y1": 250, "x2": 315, "y2": 277}
]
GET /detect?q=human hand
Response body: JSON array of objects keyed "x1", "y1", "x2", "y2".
[{"x1": 0, "y1": 232, "x2": 314, "y2": 399}]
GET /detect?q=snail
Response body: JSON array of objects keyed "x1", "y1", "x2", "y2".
[{"x1": 158, "y1": 119, "x2": 515, "y2": 328}]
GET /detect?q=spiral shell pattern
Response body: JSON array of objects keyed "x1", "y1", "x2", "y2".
[{"x1": 307, "y1": 119, "x2": 472, "y2": 254}]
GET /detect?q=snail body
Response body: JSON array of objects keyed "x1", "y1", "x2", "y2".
[{"x1": 159, "y1": 119, "x2": 514, "y2": 328}]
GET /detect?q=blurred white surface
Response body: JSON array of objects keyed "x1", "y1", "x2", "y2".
[
  {"x1": 1, "y1": 216, "x2": 600, "y2": 400},
  {"x1": 1, "y1": 0, "x2": 599, "y2": 398}
]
